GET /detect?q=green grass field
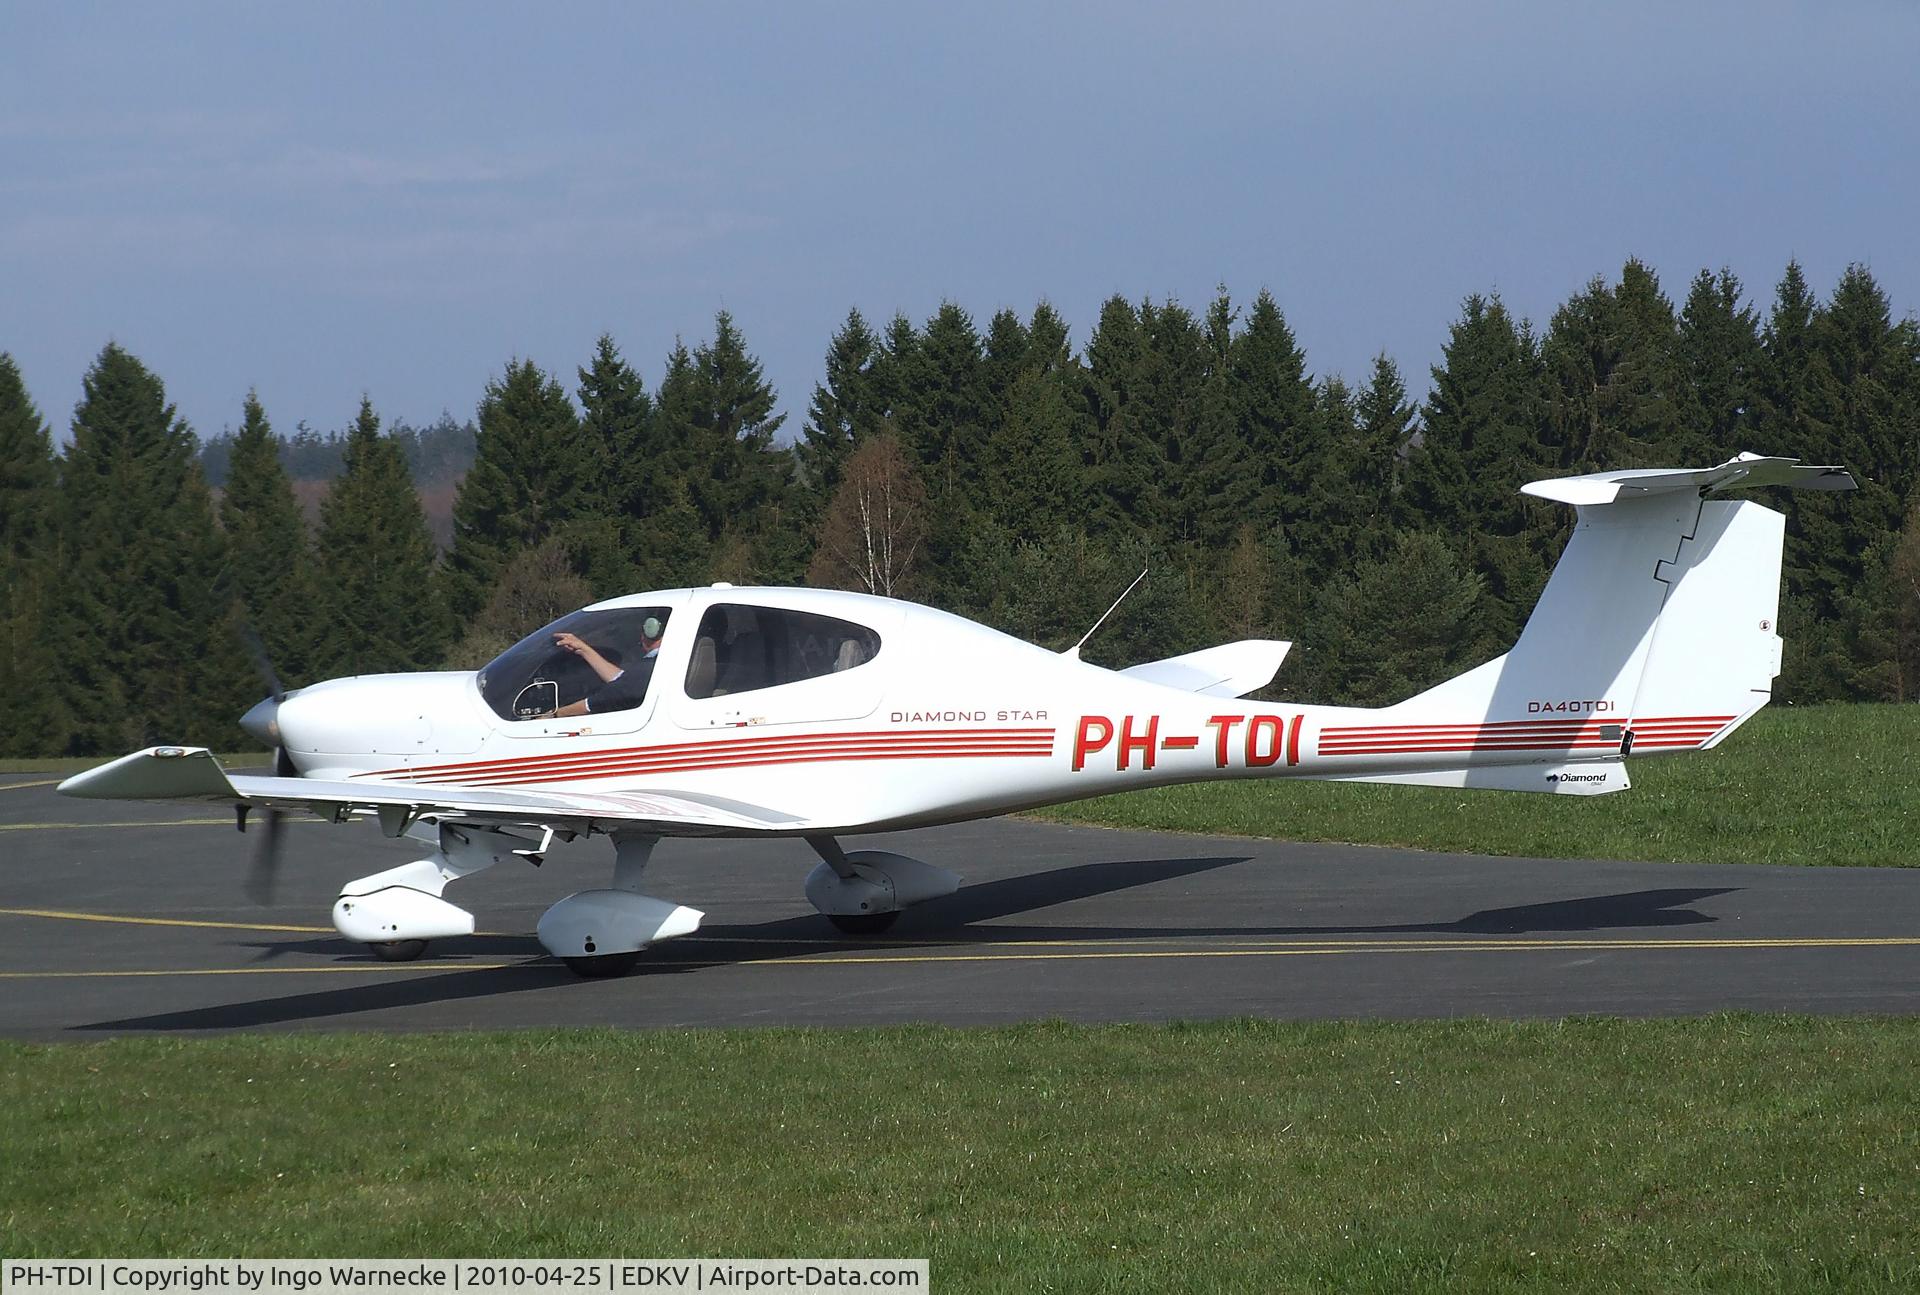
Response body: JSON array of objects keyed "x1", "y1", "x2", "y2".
[
  {"x1": 1037, "y1": 705, "x2": 1920, "y2": 869},
  {"x1": 3, "y1": 1019, "x2": 1916, "y2": 1291}
]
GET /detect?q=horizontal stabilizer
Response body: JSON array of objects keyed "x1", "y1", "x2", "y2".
[
  {"x1": 1120, "y1": 640, "x2": 1290, "y2": 698},
  {"x1": 1306, "y1": 760, "x2": 1630, "y2": 796},
  {"x1": 1521, "y1": 453, "x2": 1855, "y2": 507}
]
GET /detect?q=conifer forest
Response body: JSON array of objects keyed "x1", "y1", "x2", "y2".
[{"x1": 2, "y1": 257, "x2": 1916, "y2": 756}]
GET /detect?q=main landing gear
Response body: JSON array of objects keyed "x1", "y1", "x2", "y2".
[
  {"x1": 802, "y1": 836, "x2": 960, "y2": 937},
  {"x1": 534, "y1": 832, "x2": 704, "y2": 978}
]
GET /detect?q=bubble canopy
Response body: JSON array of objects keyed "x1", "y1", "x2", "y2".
[{"x1": 477, "y1": 606, "x2": 673, "y2": 722}]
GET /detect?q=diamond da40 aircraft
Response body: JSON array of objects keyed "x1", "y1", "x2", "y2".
[{"x1": 60, "y1": 453, "x2": 1852, "y2": 975}]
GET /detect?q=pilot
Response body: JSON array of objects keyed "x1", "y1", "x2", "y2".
[{"x1": 547, "y1": 616, "x2": 664, "y2": 717}]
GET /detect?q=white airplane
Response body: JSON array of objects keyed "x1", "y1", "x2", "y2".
[{"x1": 61, "y1": 453, "x2": 1853, "y2": 976}]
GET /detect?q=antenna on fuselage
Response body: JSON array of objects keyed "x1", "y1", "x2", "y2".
[{"x1": 1063, "y1": 566, "x2": 1149, "y2": 661}]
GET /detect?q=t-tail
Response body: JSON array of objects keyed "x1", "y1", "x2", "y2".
[{"x1": 1309, "y1": 453, "x2": 1855, "y2": 797}]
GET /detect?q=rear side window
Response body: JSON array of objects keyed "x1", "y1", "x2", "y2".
[{"x1": 684, "y1": 604, "x2": 881, "y2": 699}]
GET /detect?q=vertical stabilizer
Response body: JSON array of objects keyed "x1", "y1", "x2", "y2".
[{"x1": 1381, "y1": 454, "x2": 1848, "y2": 759}]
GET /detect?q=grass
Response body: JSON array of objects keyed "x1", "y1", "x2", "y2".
[
  {"x1": 1, "y1": 1019, "x2": 1916, "y2": 1290},
  {"x1": 1037, "y1": 704, "x2": 1920, "y2": 868}
]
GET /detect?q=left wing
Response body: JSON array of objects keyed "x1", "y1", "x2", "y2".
[{"x1": 57, "y1": 746, "x2": 809, "y2": 837}]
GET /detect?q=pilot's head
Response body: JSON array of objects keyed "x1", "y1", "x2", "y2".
[{"x1": 641, "y1": 615, "x2": 664, "y2": 650}]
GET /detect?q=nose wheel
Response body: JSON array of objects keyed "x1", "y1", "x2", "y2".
[{"x1": 368, "y1": 939, "x2": 429, "y2": 962}]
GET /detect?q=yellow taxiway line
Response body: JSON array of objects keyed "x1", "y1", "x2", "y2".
[
  {"x1": 0, "y1": 907, "x2": 334, "y2": 934},
  {"x1": 0, "y1": 778, "x2": 63, "y2": 791},
  {"x1": 0, "y1": 963, "x2": 527, "y2": 978},
  {"x1": 725, "y1": 936, "x2": 1920, "y2": 967},
  {"x1": 8, "y1": 907, "x2": 1917, "y2": 957},
  {"x1": 0, "y1": 936, "x2": 1914, "y2": 979}
]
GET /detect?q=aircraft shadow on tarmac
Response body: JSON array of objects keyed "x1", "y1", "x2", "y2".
[{"x1": 80, "y1": 854, "x2": 1739, "y2": 1033}]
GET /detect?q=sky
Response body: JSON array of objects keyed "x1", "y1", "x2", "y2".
[{"x1": 4, "y1": 1, "x2": 1918, "y2": 444}]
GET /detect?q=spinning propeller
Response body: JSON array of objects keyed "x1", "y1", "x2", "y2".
[{"x1": 237, "y1": 626, "x2": 299, "y2": 904}]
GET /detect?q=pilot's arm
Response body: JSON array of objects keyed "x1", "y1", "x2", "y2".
[{"x1": 554, "y1": 632, "x2": 621, "y2": 683}]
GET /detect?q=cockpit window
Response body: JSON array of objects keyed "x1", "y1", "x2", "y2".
[
  {"x1": 477, "y1": 607, "x2": 672, "y2": 722},
  {"x1": 684, "y1": 604, "x2": 881, "y2": 700}
]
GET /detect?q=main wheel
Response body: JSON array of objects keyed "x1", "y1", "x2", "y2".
[
  {"x1": 828, "y1": 911, "x2": 899, "y2": 936},
  {"x1": 564, "y1": 951, "x2": 642, "y2": 978},
  {"x1": 369, "y1": 939, "x2": 428, "y2": 962}
]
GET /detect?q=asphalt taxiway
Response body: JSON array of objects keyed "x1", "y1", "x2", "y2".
[{"x1": 2, "y1": 774, "x2": 1917, "y2": 1036}]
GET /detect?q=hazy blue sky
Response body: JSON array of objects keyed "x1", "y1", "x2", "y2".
[{"x1": 4, "y1": 2, "x2": 1916, "y2": 443}]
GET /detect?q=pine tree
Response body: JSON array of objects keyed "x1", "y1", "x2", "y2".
[
  {"x1": 1406, "y1": 294, "x2": 1555, "y2": 642},
  {"x1": 867, "y1": 313, "x2": 922, "y2": 434},
  {"x1": 0, "y1": 354, "x2": 67, "y2": 755},
  {"x1": 1026, "y1": 302, "x2": 1075, "y2": 376},
  {"x1": 1230, "y1": 290, "x2": 1315, "y2": 533},
  {"x1": 635, "y1": 476, "x2": 712, "y2": 588},
  {"x1": 1081, "y1": 296, "x2": 1171, "y2": 539},
  {"x1": 700, "y1": 310, "x2": 794, "y2": 565},
  {"x1": 900, "y1": 303, "x2": 986, "y2": 497},
  {"x1": 1182, "y1": 292, "x2": 1254, "y2": 550},
  {"x1": 1349, "y1": 352, "x2": 1416, "y2": 562},
  {"x1": 1134, "y1": 297, "x2": 1211, "y2": 540},
  {"x1": 1755, "y1": 261, "x2": 1847, "y2": 698},
  {"x1": 647, "y1": 314, "x2": 796, "y2": 581},
  {"x1": 578, "y1": 334, "x2": 652, "y2": 515},
  {"x1": 0, "y1": 354, "x2": 54, "y2": 561},
  {"x1": 311, "y1": 398, "x2": 447, "y2": 675},
  {"x1": 985, "y1": 369, "x2": 1089, "y2": 542},
  {"x1": 445, "y1": 358, "x2": 594, "y2": 618},
  {"x1": 1295, "y1": 375, "x2": 1358, "y2": 586},
  {"x1": 798, "y1": 308, "x2": 882, "y2": 501},
  {"x1": 576, "y1": 335, "x2": 653, "y2": 595},
  {"x1": 58, "y1": 343, "x2": 247, "y2": 751},
  {"x1": 1809, "y1": 265, "x2": 1920, "y2": 698},
  {"x1": 1304, "y1": 532, "x2": 1489, "y2": 705},
  {"x1": 980, "y1": 307, "x2": 1032, "y2": 425},
  {"x1": 1851, "y1": 496, "x2": 1920, "y2": 701},
  {"x1": 219, "y1": 391, "x2": 313, "y2": 683},
  {"x1": 1675, "y1": 268, "x2": 1764, "y2": 464},
  {"x1": 1541, "y1": 259, "x2": 1683, "y2": 470},
  {"x1": 1214, "y1": 523, "x2": 1303, "y2": 645},
  {"x1": 1749, "y1": 261, "x2": 1920, "y2": 698},
  {"x1": 885, "y1": 303, "x2": 986, "y2": 598}
]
